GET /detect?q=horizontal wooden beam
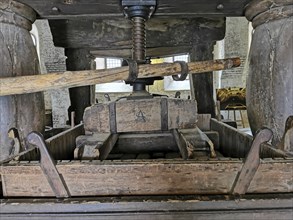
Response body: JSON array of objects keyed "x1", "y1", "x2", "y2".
[
  {"x1": 1, "y1": 160, "x2": 242, "y2": 197},
  {"x1": 49, "y1": 17, "x2": 225, "y2": 50},
  {"x1": 0, "y1": 58, "x2": 240, "y2": 96},
  {"x1": 18, "y1": 0, "x2": 250, "y2": 19},
  {"x1": 1, "y1": 197, "x2": 293, "y2": 220},
  {"x1": 90, "y1": 46, "x2": 192, "y2": 59},
  {"x1": 1, "y1": 159, "x2": 292, "y2": 197}
]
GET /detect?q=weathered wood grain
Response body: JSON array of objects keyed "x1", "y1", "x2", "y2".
[
  {"x1": 113, "y1": 133, "x2": 178, "y2": 153},
  {"x1": 245, "y1": 0, "x2": 292, "y2": 21},
  {"x1": 0, "y1": 1, "x2": 45, "y2": 161},
  {"x1": 91, "y1": 46, "x2": 192, "y2": 59},
  {"x1": 49, "y1": 17, "x2": 225, "y2": 51},
  {"x1": 197, "y1": 114, "x2": 211, "y2": 131},
  {"x1": 46, "y1": 124, "x2": 84, "y2": 160},
  {"x1": 18, "y1": 0, "x2": 250, "y2": 19},
  {"x1": 0, "y1": 161, "x2": 242, "y2": 197},
  {"x1": 1, "y1": 159, "x2": 292, "y2": 197},
  {"x1": 84, "y1": 98, "x2": 197, "y2": 133},
  {"x1": 0, "y1": 58, "x2": 241, "y2": 96},
  {"x1": 245, "y1": 8, "x2": 293, "y2": 146},
  {"x1": 248, "y1": 160, "x2": 293, "y2": 193},
  {"x1": 211, "y1": 119, "x2": 252, "y2": 158},
  {"x1": 116, "y1": 99, "x2": 162, "y2": 133},
  {"x1": 210, "y1": 119, "x2": 292, "y2": 158}
]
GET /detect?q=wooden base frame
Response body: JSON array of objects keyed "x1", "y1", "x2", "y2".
[{"x1": 0, "y1": 119, "x2": 292, "y2": 198}]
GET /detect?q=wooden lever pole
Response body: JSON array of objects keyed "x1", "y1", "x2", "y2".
[{"x1": 0, "y1": 58, "x2": 240, "y2": 96}]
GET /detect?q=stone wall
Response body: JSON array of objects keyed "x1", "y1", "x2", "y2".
[{"x1": 34, "y1": 20, "x2": 70, "y2": 128}]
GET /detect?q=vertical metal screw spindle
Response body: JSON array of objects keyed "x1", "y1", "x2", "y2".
[{"x1": 132, "y1": 16, "x2": 146, "y2": 62}]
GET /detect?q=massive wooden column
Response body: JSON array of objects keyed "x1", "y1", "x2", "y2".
[
  {"x1": 190, "y1": 42, "x2": 216, "y2": 118},
  {"x1": 0, "y1": 1, "x2": 45, "y2": 160},
  {"x1": 245, "y1": 0, "x2": 293, "y2": 146},
  {"x1": 65, "y1": 49, "x2": 95, "y2": 125}
]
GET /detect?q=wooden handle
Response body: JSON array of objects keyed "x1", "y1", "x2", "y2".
[{"x1": 0, "y1": 57, "x2": 240, "y2": 96}]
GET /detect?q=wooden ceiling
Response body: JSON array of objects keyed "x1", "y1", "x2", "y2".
[{"x1": 18, "y1": 0, "x2": 251, "y2": 19}]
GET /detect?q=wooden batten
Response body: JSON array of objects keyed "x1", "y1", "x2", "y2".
[{"x1": 1, "y1": 159, "x2": 292, "y2": 197}]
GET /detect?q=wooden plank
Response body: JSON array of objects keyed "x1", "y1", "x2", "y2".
[
  {"x1": 114, "y1": 133, "x2": 178, "y2": 153},
  {"x1": 248, "y1": 160, "x2": 293, "y2": 193},
  {"x1": 172, "y1": 129, "x2": 189, "y2": 160},
  {"x1": 116, "y1": 99, "x2": 161, "y2": 132},
  {"x1": 211, "y1": 118, "x2": 292, "y2": 158},
  {"x1": 211, "y1": 119, "x2": 252, "y2": 157},
  {"x1": 18, "y1": 0, "x2": 250, "y2": 19},
  {"x1": 0, "y1": 161, "x2": 242, "y2": 197},
  {"x1": 85, "y1": 98, "x2": 197, "y2": 133},
  {"x1": 90, "y1": 46, "x2": 192, "y2": 59},
  {"x1": 168, "y1": 99, "x2": 197, "y2": 129},
  {"x1": 1, "y1": 166, "x2": 54, "y2": 197},
  {"x1": 197, "y1": 114, "x2": 211, "y2": 131},
  {"x1": 46, "y1": 123, "x2": 84, "y2": 160},
  {"x1": 2, "y1": 159, "x2": 293, "y2": 197},
  {"x1": 99, "y1": 134, "x2": 119, "y2": 160},
  {"x1": 49, "y1": 17, "x2": 225, "y2": 49},
  {"x1": 1, "y1": 198, "x2": 292, "y2": 220},
  {"x1": 0, "y1": 58, "x2": 241, "y2": 96}
]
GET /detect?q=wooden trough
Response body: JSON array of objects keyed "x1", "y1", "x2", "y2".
[{"x1": 1, "y1": 118, "x2": 292, "y2": 198}]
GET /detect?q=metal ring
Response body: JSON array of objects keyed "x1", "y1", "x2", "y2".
[{"x1": 172, "y1": 61, "x2": 189, "y2": 81}]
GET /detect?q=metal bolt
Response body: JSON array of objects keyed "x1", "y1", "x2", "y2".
[
  {"x1": 52, "y1": 6, "x2": 59, "y2": 12},
  {"x1": 216, "y1": 4, "x2": 224, "y2": 10}
]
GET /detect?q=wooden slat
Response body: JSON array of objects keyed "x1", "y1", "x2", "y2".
[
  {"x1": 1, "y1": 159, "x2": 293, "y2": 197},
  {"x1": 248, "y1": 161, "x2": 293, "y2": 193},
  {"x1": 197, "y1": 114, "x2": 211, "y2": 131},
  {"x1": 210, "y1": 119, "x2": 252, "y2": 157},
  {"x1": 210, "y1": 119, "x2": 292, "y2": 158},
  {"x1": 0, "y1": 58, "x2": 240, "y2": 96},
  {"x1": 1, "y1": 161, "x2": 242, "y2": 197},
  {"x1": 46, "y1": 124, "x2": 84, "y2": 160},
  {"x1": 49, "y1": 17, "x2": 225, "y2": 50}
]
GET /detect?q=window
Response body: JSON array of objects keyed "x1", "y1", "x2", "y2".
[{"x1": 95, "y1": 58, "x2": 132, "y2": 93}]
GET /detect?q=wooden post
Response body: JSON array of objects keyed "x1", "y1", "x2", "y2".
[
  {"x1": 0, "y1": 1, "x2": 45, "y2": 160},
  {"x1": 65, "y1": 49, "x2": 96, "y2": 125},
  {"x1": 189, "y1": 43, "x2": 216, "y2": 118},
  {"x1": 245, "y1": 1, "x2": 293, "y2": 146}
]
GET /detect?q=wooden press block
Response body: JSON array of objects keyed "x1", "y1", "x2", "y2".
[{"x1": 83, "y1": 98, "x2": 197, "y2": 133}]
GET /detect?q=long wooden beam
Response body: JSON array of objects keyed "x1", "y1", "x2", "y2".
[
  {"x1": 1, "y1": 159, "x2": 292, "y2": 197},
  {"x1": 0, "y1": 58, "x2": 240, "y2": 96}
]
